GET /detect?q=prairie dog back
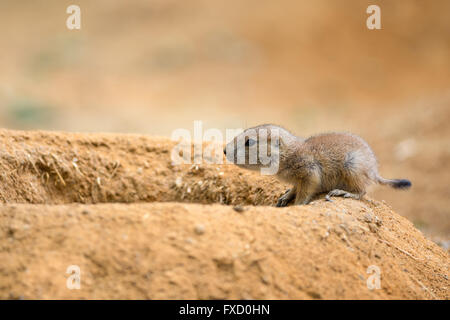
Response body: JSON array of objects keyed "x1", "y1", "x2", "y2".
[{"x1": 300, "y1": 133, "x2": 378, "y2": 192}]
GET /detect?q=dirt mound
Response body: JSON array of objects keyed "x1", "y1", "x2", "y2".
[
  {"x1": 0, "y1": 129, "x2": 448, "y2": 299},
  {"x1": 0, "y1": 129, "x2": 286, "y2": 205}
]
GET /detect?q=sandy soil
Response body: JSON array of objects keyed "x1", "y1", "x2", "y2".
[
  {"x1": 1, "y1": 0, "x2": 449, "y2": 240},
  {"x1": 0, "y1": 129, "x2": 448, "y2": 299}
]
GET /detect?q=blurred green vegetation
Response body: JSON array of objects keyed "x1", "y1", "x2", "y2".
[
  {"x1": 29, "y1": 35, "x2": 83, "y2": 76},
  {"x1": 6, "y1": 98, "x2": 56, "y2": 129}
]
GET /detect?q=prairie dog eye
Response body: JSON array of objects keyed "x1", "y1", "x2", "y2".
[{"x1": 245, "y1": 138, "x2": 256, "y2": 147}]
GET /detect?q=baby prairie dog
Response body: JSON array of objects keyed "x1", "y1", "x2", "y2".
[{"x1": 224, "y1": 124, "x2": 411, "y2": 206}]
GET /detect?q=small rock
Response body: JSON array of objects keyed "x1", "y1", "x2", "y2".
[
  {"x1": 364, "y1": 212, "x2": 374, "y2": 223},
  {"x1": 233, "y1": 205, "x2": 245, "y2": 213},
  {"x1": 368, "y1": 223, "x2": 378, "y2": 233},
  {"x1": 194, "y1": 224, "x2": 205, "y2": 235},
  {"x1": 167, "y1": 232, "x2": 177, "y2": 240},
  {"x1": 322, "y1": 228, "x2": 330, "y2": 240},
  {"x1": 334, "y1": 227, "x2": 343, "y2": 236},
  {"x1": 374, "y1": 216, "x2": 383, "y2": 226},
  {"x1": 261, "y1": 275, "x2": 270, "y2": 284}
]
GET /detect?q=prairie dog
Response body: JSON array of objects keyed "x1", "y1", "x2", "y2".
[{"x1": 224, "y1": 124, "x2": 411, "y2": 206}]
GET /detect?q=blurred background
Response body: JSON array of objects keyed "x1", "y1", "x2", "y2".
[{"x1": 0, "y1": 0, "x2": 449, "y2": 242}]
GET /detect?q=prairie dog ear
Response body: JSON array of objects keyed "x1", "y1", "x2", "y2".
[
  {"x1": 274, "y1": 136, "x2": 281, "y2": 147},
  {"x1": 270, "y1": 128, "x2": 284, "y2": 146},
  {"x1": 277, "y1": 129, "x2": 298, "y2": 147}
]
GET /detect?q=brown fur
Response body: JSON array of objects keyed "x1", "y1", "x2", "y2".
[{"x1": 225, "y1": 124, "x2": 411, "y2": 206}]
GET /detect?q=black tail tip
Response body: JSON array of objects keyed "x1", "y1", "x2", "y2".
[{"x1": 393, "y1": 179, "x2": 412, "y2": 189}]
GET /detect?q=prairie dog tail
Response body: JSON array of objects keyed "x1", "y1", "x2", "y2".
[{"x1": 377, "y1": 176, "x2": 412, "y2": 189}]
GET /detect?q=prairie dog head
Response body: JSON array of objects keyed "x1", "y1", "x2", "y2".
[{"x1": 224, "y1": 124, "x2": 296, "y2": 175}]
